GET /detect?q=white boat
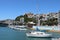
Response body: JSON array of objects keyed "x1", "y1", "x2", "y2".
[
  {"x1": 19, "y1": 28, "x2": 27, "y2": 30},
  {"x1": 26, "y1": 31, "x2": 52, "y2": 37},
  {"x1": 14, "y1": 25, "x2": 27, "y2": 31}
]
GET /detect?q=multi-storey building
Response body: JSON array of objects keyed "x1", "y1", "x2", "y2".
[
  {"x1": 33, "y1": 14, "x2": 41, "y2": 20},
  {"x1": 40, "y1": 14, "x2": 48, "y2": 21},
  {"x1": 24, "y1": 11, "x2": 59, "y2": 24},
  {"x1": 47, "y1": 12, "x2": 58, "y2": 19}
]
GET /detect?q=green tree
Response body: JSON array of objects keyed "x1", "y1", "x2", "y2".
[
  {"x1": 15, "y1": 15, "x2": 24, "y2": 21},
  {"x1": 15, "y1": 14, "x2": 36, "y2": 23}
]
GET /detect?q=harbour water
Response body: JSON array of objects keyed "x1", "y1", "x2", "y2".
[{"x1": 0, "y1": 27, "x2": 60, "y2": 40}]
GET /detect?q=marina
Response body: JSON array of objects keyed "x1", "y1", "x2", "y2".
[{"x1": 0, "y1": 0, "x2": 60, "y2": 40}]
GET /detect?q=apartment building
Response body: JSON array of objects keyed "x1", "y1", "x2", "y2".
[
  {"x1": 47, "y1": 12, "x2": 58, "y2": 19},
  {"x1": 40, "y1": 14, "x2": 48, "y2": 21}
]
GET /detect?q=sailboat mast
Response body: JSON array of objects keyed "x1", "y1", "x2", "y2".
[{"x1": 37, "y1": 0, "x2": 40, "y2": 26}]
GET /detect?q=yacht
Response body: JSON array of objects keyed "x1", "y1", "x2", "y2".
[{"x1": 26, "y1": 31, "x2": 52, "y2": 37}]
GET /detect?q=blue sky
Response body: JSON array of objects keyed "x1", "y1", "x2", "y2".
[{"x1": 0, "y1": 0, "x2": 60, "y2": 20}]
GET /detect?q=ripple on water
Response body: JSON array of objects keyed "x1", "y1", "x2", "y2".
[{"x1": 0, "y1": 27, "x2": 60, "y2": 40}]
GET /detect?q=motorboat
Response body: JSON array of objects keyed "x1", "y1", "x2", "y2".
[
  {"x1": 26, "y1": 31, "x2": 52, "y2": 37},
  {"x1": 16, "y1": 26, "x2": 27, "y2": 31},
  {"x1": 19, "y1": 27, "x2": 27, "y2": 30}
]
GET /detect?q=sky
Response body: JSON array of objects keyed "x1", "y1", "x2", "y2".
[{"x1": 0, "y1": 0, "x2": 60, "y2": 20}]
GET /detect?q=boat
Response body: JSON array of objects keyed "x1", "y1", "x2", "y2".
[
  {"x1": 15, "y1": 26, "x2": 27, "y2": 31},
  {"x1": 26, "y1": 31, "x2": 52, "y2": 37},
  {"x1": 19, "y1": 27, "x2": 27, "y2": 30}
]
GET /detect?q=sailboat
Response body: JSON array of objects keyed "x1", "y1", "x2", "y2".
[{"x1": 26, "y1": 0, "x2": 52, "y2": 37}]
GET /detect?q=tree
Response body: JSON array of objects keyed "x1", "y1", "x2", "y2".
[
  {"x1": 46, "y1": 17, "x2": 58, "y2": 26},
  {"x1": 15, "y1": 14, "x2": 36, "y2": 23},
  {"x1": 15, "y1": 15, "x2": 24, "y2": 21}
]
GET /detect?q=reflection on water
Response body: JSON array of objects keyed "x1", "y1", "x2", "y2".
[
  {"x1": 0, "y1": 27, "x2": 60, "y2": 40},
  {"x1": 51, "y1": 38, "x2": 60, "y2": 40},
  {"x1": 27, "y1": 37, "x2": 60, "y2": 40},
  {"x1": 27, "y1": 37, "x2": 51, "y2": 40}
]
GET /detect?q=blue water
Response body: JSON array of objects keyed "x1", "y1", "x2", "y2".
[{"x1": 0, "y1": 27, "x2": 60, "y2": 40}]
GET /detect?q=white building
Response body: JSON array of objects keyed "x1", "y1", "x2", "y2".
[
  {"x1": 47, "y1": 12, "x2": 58, "y2": 19},
  {"x1": 41, "y1": 14, "x2": 48, "y2": 21},
  {"x1": 20, "y1": 17, "x2": 24, "y2": 23}
]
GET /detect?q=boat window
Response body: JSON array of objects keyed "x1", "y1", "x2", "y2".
[
  {"x1": 37, "y1": 33, "x2": 39, "y2": 35},
  {"x1": 29, "y1": 32, "x2": 31, "y2": 33},
  {"x1": 40, "y1": 33, "x2": 43, "y2": 34}
]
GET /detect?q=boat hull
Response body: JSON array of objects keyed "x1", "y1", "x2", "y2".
[{"x1": 26, "y1": 33, "x2": 52, "y2": 37}]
